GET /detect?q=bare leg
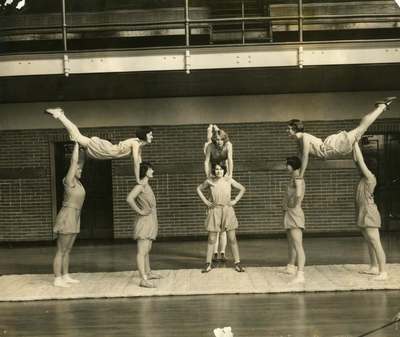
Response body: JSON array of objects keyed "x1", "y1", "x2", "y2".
[
  {"x1": 227, "y1": 230, "x2": 240, "y2": 263},
  {"x1": 366, "y1": 241, "x2": 378, "y2": 269},
  {"x1": 348, "y1": 97, "x2": 396, "y2": 142},
  {"x1": 290, "y1": 229, "x2": 305, "y2": 271},
  {"x1": 144, "y1": 240, "x2": 151, "y2": 276},
  {"x1": 227, "y1": 230, "x2": 245, "y2": 272},
  {"x1": 53, "y1": 235, "x2": 67, "y2": 278},
  {"x1": 289, "y1": 228, "x2": 305, "y2": 283},
  {"x1": 53, "y1": 234, "x2": 72, "y2": 287},
  {"x1": 147, "y1": 241, "x2": 162, "y2": 280},
  {"x1": 146, "y1": 240, "x2": 162, "y2": 280},
  {"x1": 365, "y1": 228, "x2": 387, "y2": 277},
  {"x1": 137, "y1": 239, "x2": 149, "y2": 280},
  {"x1": 286, "y1": 229, "x2": 297, "y2": 267},
  {"x1": 360, "y1": 229, "x2": 379, "y2": 274},
  {"x1": 219, "y1": 231, "x2": 227, "y2": 255},
  {"x1": 137, "y1": 239, "x2": 155, "y2": 287},
  {"x1": 61, "y1": 234, "x2": 76, "y2": 276},
  {"x1": 202, "y1": 232, "x2": 218, "y2": 273},
  {"x1": 62, "y1": 234, "x2": 80, "y2": 283},
  {"x1": 213, "y1": 232, "x2": 220, "y2": 255},
  {"x1": 45, "y1": 108, "x2": 91, "y2": 146},
  {"x1": 206, "y1": 232, "x2": 218, "y2": 264}
]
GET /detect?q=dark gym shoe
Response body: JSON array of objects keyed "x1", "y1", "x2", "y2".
[
  {"x1": 375, "y1": 97, "x2": 397, "y2": 108},
  {"x1": 212, "y1": 253, "x2": 218, "y2": 263},
  {"x1": 201, "y1": 262, "x2": 212, "y2": 273},
  {"x1": 234, "y1": 263, "x2": 245, "y2": 272},
  {"x1": 219, "y1": 252, "x2": 227, "y2": 263}
]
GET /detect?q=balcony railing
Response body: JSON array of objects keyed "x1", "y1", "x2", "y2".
[{"x1": 0, "y1": 0, "x2": 400, "y2": 54}]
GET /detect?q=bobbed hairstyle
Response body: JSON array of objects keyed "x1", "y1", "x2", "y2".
[
  {"x1": 212, "y1": 162, "x2": 227, "y2": 176},
  {"x1": 288, "y1": 119, "x2": 304, "y2": 133},
  {"x1": 139, "y1": 161, "x2": 153, "y2": 179},
  {"x1": 286, "y1": 156, "x2": 302, "y2": 171},
  {"x1": 211, "y1": 129, "x2": 229, "y2": 145},
  {"x1": 136, "y1": 126, "x2": 153, "y2": 142}
]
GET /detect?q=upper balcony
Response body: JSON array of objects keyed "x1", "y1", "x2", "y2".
[
  {"x1": 1, "y1": 0, "x2": 400, "y2": 54},
  {"x1": 0, "y1": 1, "x2": 399, "y2": 103}
]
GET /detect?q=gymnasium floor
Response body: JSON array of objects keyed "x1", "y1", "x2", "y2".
[{"x1": 1, "y1": 235, "x2": 400, "y2": 337}]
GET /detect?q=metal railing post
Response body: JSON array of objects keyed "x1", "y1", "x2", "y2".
[
  {"x1": 61, "y1": 0, "x2": 67, "y2": 51},
  {"x1": 241, "y1": 1, "x2": 245, "y2": 44},
  {"x1": 298, "y1": 0, "x2": 303, "y2": 42},
  {"x1": 185, "y1": 0, "x2": 190, "y2": 47}
]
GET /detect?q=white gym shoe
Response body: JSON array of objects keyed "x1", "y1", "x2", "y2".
[
  {"x1": 62, "y1": 274, "x2": 80, "y2": 284},
  {"x1": 147, "y1": 271, "x2": 162, "y2": 280},
  {"x1": 44, "y1": 107, "x2": 64, "y2": 119},
  {"x1": 359, "y1": 266, "x2": 379, "y2": 275},
  {"x1": 373, "y1": 272, "x2": 388, "y2": 281},
  {"x1": 289, "y1": 271, "x2": 305, "y2": 284},
  {"x1": 54, "y1": 277, "x2": 71, "y2": 288},
  {"x1": 284, "y1": 264, "x2": 297, "y2": 275}
]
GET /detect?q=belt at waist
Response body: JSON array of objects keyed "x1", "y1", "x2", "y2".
[{"x1": 62, "y1": 203, "x2": 82, "y2": 210}]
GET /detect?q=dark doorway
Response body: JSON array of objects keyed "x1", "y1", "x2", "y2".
[
  {"x1": 54, "y1": 142, "x2": 114, "y2": 240},
  {"x1": 362, "y1": 133, "x2": 400, "y2": 231}
]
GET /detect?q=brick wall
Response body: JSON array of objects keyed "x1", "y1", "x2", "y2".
[{"x1": 0, "y1": 118, "x2": 396, "y2": 241}]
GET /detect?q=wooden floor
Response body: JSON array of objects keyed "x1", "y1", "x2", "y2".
[{"x1": 1, "y1": 235, "x2": 400, "y2": 337}]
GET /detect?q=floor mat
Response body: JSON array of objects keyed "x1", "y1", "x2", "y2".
[{"x1": 1, "y1": 264, "x2": 399, "y2": 302}]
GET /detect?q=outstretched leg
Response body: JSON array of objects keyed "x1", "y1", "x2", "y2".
[
  {"x1": 348, "y1": 97, "x2": 396, "y2": 142},
  {"x1": 45, "y1": 107, "x2": 91, "y2": 146}
]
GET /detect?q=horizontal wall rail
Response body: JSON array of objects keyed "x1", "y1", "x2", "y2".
[{"x1": 1, "y1": 40, "x2": 399, "y2": 77}]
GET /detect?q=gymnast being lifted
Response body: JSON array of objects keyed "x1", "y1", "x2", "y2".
[
  {"x1": 287, "y1": 97, "x2": 396, "y2": 178},
  {"x1": 45, "y1": 107, "x2": 153, "y2": 184}
]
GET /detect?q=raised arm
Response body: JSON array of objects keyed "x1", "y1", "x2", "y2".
[
  {"x1": 65, "y1": 142, "x2": 80, "y2": 187},
  {"x1": 291, "y1": 178, "x2": 305, "y2": 208},
  {"x1": 353, "y1": 142, "x2": 374, "y2": 179},
  {"x1": 299, "y1": 135, "x2": 310, "y2": 178},
  {"x1": 230, "y1": 178, "x2": 246, "y2": 206},
  {"x1": 226, "y1": 142, "x2": 233, "y2": 178},
  {"x1": 126, "y1": 185, "x2": 148, "y2": 215},
  {"x1": 131, "y1": 142, "x2": 142, "y2": 184},
  {"x1": 204, "y1": 144, "x2": 212, "y2": 178}
]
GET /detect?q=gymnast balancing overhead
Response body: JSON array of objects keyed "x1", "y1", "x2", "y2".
[
  {"x1": 45, "y1": 107, "x2": 153, "y2": 184},
  {"x1": 52, "y1": 142, "x2": 86, "y2": 288},
  {"x1": 204, "y1": 124, "x2": 231, "y2": 262},
  {"x1": 353, "y1": 142, "x2": 387, "y2": 281},
  {"x1": 282, "y1": 156, "x2": 306, "y2": 284},
  {"x1": 197, "y1": 163, "x2": 246, "y2": 273},
  {"x1": 126, "y1": 162, "x2": 162, "y2": 288},
  {"x1": 204, "y1": 124, "x2": 233, "y2": 178},
  {"x1": 287, "y1": 97, "x2": 396, "y2": 178}
]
